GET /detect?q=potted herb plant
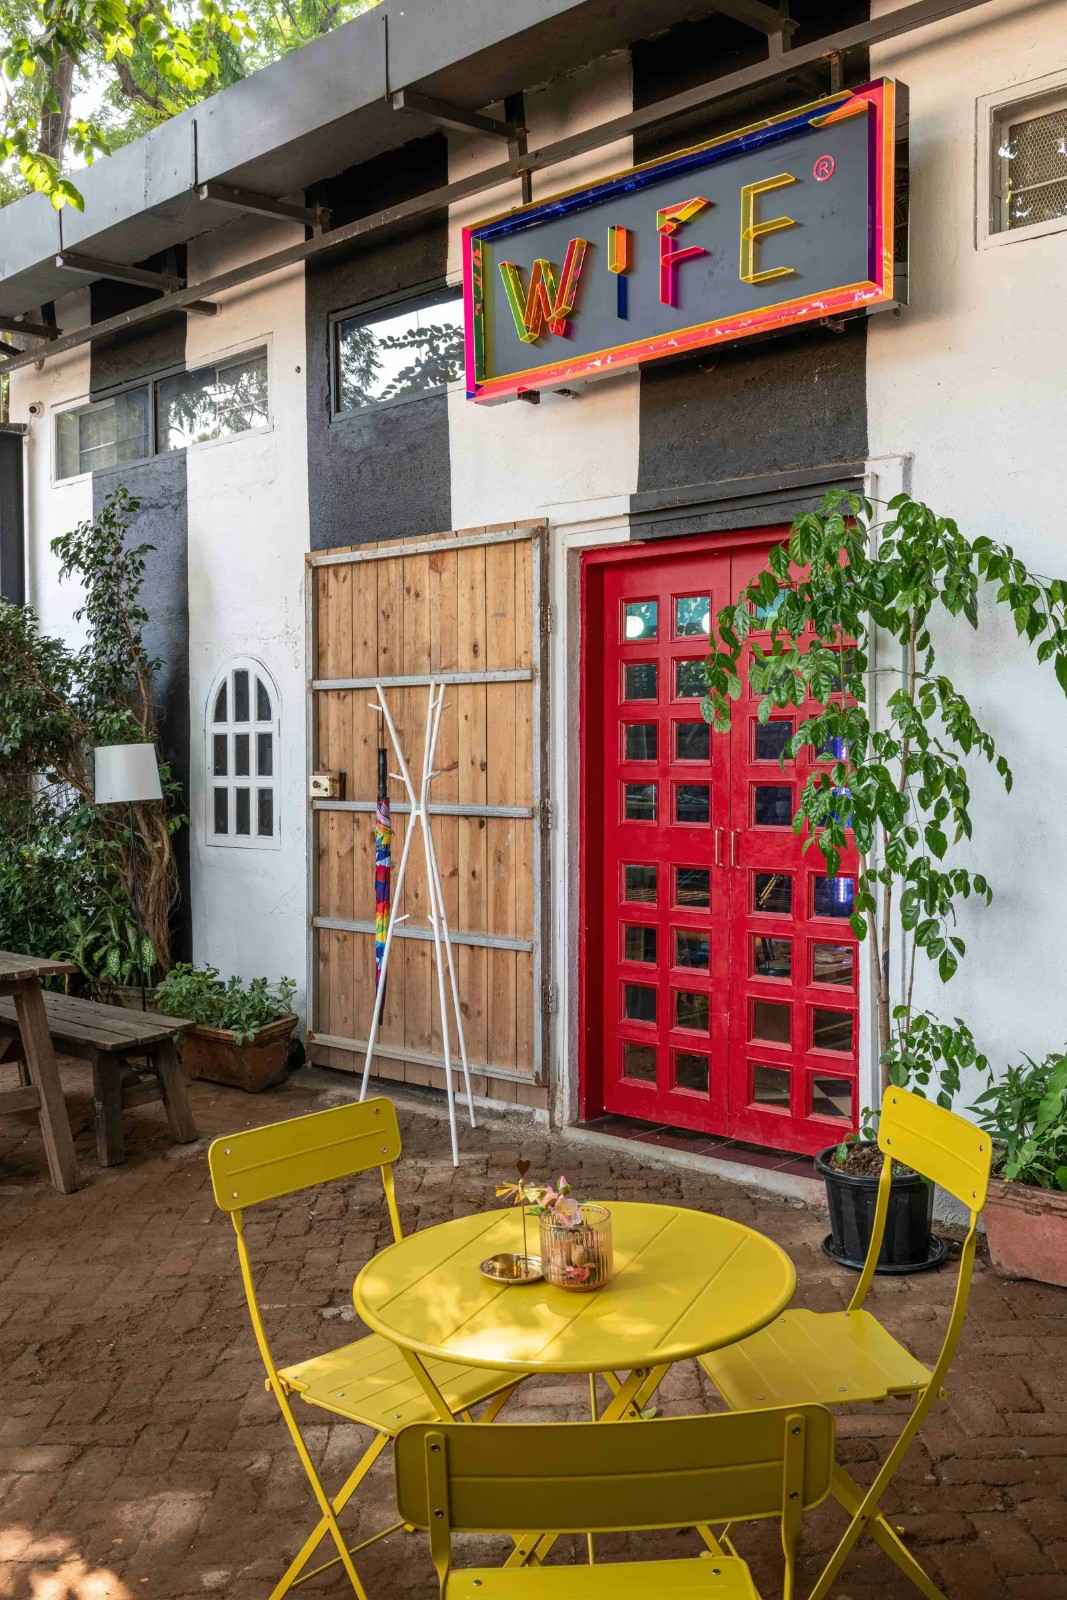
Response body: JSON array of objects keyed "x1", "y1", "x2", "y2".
[
  {"x1": 155, "y1": 963, "x2": 298, "y2": 1092},
  {"x1": 704, "y1": 491, "x2": 1067, "y2": 1271},
  {"x1": 971, "y1": 1051, "x2": 1067, "y2": 1287}
]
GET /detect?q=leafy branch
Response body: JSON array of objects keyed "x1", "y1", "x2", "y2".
[{"x1": 703, "y1": 491, "x2": 1067, "y2": 1091}]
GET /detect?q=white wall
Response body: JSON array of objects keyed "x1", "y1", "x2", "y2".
[
  {"x1": 869, "y1": 0, "x2": 1067, "y2": 1090},
  {"x1": 10, "y1": 289, "x2": 94, "y2": 645},
  {"x1": 9, "y1": 232, "x2": 311, "y2": 1018},
  {"x1": 447, "y1": 52, "x2": 641, "y2": 527},
  {"x1": 184, "y1": 218, "x2": 310, "y2": 1010}
]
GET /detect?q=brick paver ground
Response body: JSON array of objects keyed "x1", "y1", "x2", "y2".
[{"x1": 2, "y1": 1064, "x2": 1066, "y2": 1600}]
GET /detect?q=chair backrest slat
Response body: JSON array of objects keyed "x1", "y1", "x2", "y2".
[
  {"x1": 209, "y1": 1098, "x2": 402, "y2": 1212},
  {"x1": 878, "y1": 1087, "x2": 991, "y2": 1212},
  {"x1": 396, "y1": 1408, "x2": 834, "y2": 1536}
]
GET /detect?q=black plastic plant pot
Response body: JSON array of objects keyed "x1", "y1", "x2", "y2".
[{"x1": 815, "y1": 1145, "x2": 947, "y2": 1274}]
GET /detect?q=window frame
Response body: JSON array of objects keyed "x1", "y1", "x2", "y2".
[
  {"x1": 156, "y1": 344, "x2": 272, "y2": 456},
  {"x1": 329, "y1": 277, "x2": 465, "y2": 421},
  {"x1": 977, "y1": 71, "x2": 1067, "y2": 250},
  {"x1": 52, "y1": 377, "x2": 156, "y2": 486},
  {"x1": 205, "y1": 657, "x2": 282, "y2": 852},
  {"x1": 52, "y1": 341, "x2": 271, "y2": 485}
]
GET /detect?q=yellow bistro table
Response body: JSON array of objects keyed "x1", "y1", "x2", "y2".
[{"x1": 354, "y1": 1199, "x2": 796, "y2": 1567}]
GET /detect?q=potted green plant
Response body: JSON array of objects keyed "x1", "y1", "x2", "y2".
[
  {"x1": 704, "y1": 491, "x2": 1067, "y2": 1271},
  {"x1": 155, "y1": 963, "x2": 298, "y2": 1092},
  {"x1": 971, "y1": 1051, "x2": 1067, "y2": 1287}
]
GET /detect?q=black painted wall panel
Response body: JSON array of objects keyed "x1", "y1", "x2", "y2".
[
  {"x1": 0, "y1": 431, "x2": 25, "y2": 605},
  {"x1": 631, "y1": 4, "x2": 871, "y2": 502},
  {"x1": 91, "y1": 455, "x2": 191, "y2": 959},
  {"x1": 305, "y1": 136, "x2": 451, "y2": 550},
  {"x1": 90, "y1": 247, "x2": 188, "y2": 395},
  {"x1": 90, "y1": 280, "x2": 191, "y2": 959}
]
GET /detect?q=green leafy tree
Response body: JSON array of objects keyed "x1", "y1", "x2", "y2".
[
  {"x1": 0, "y1": 0, "x2": 380, "y2": 211},
  {"x1": 703, "y1": 491, "x2": 1067, "y2": 1116},
  {"x1": 0, "y1": 486, "x2": 185, "y2": 986}
]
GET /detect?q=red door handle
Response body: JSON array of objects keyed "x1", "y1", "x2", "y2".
[{"x1": 714, "y1": 827, "x2": 724, "y2": 868}]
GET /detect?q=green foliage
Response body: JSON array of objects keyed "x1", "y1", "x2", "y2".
[
  {"x1": 971, "y1": 1052, "x2": 1067, "y2": 1192},
  {"x1": 704, "y1": 491, "x2": 1067, "y2": 1120},
  {"x1": 1, "y1": 0, "x2": 380, "y2": 209},
  {"x1": 882, "y1": 1007, "x2": 987, "y2": 1109},
  {"x1": 831, "y1": 1011, "x2": 987, "y2": 1167},
  {"x1": 155, "y1": 962, "x2": 296, "y2": 1044},
  {"x1": 0, "y1": 486, "x2": 184, "y2": 986}
]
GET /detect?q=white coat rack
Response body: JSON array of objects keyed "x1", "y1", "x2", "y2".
[{"x1": 359, "y1": 681, "x2": 476, "y2": 1166}]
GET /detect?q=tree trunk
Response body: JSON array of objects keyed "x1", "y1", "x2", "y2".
[{"x1": 39, "y1": 52, "x2": 75, "y2": 165}]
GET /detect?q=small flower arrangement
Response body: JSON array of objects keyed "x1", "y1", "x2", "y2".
[{"x1": 495, "y1": 1167, "x2": 612, "y2": 1290}]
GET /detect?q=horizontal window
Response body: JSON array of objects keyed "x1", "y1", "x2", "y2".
[
  {"x1": 54, "y1": 347, "x2": 269, "y2": 481},
  {"x1": 157, "y1": 351, "x2": 269, "y2": 452},
  {"x1": 56, "y1": 387, "x2": 150, "y2": 479},
  {"x1": 979, "y1": 73, "x2": 1067, "y2": 248},
  {"x1": 334, "y1": 286, "x2": 464, "y2": 414}
]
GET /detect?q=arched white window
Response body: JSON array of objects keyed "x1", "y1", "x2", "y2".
[{"x1": 206, "y1": 659, "x2": 281, "y2": 848}]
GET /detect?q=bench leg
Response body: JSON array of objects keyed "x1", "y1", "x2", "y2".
[
  {"x1": 155, "y1": 1038, "x2": 198, "y2": 1144},
  {"x1": 92, "y1": 1054, "x2": 126, "y2": 1167},
  {"x1": 14, "y1": 984, "x2": 79, "y2": 1194}
]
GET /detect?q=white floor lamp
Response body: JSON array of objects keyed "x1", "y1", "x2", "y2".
[
  {"x1": 93, "y1": 742, "x2": 163, "y2": 1010},
  {"x1": 359, "y1": 682, "x2": 476, "y2": 1167}
]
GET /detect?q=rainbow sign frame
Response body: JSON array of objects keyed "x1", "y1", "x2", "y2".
[{"x1": 462, "y1": 78, "x2": 906, "y2": 403}]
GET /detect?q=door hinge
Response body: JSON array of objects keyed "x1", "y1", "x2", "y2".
[
  {"x1": 539, "y1": 796, "x2": 553, "y2": 830},
  {"x1": 541, "y1": 601, "x2": 554, "y2": 635},
  {"x1": 542, "y1": 978, "x2": 559, "y2": 1015}
]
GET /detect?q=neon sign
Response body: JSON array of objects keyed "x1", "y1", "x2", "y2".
[{"x1": 462, "y1": 78, "x2": 907, "y2": 403}]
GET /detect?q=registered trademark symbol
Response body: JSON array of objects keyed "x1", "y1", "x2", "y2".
[{"x1": 813, "y1": 154, "x2": 836, "y2": 182}]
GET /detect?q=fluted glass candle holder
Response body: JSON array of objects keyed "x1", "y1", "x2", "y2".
[{"x1": 539, "y1": 1203, "x2": 613, "y2": 1291}]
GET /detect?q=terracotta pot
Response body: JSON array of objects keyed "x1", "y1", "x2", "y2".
[
  {"x1": 984, "y1": 1176, "x2": 1067, "y2": 1288},
  {"x1": 102, "y1": 983, "x2": 161, "y2": 1011},
  {"x1": 181, "y1": 1014, "x2": 296, "y2": 1093}
]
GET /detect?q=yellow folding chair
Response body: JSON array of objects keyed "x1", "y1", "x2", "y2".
[
  {"x1": 394, "y1": 1406, "x2": 835, "y2": 1599},
  {"x1": 699, "y1": 1087, "x2": 993, "y2": 1600},
  {"x1": 208, "y1": 1098, "x2": 523, "y2": 1600}
]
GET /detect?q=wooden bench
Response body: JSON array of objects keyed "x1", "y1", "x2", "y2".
[{"x1": 0, "y1": 991, "x2": 198, "y2": 1168}]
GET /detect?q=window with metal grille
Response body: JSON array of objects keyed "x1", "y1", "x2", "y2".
[
  {"x1": 981, "y1": 78, "x2": 1067, "y2": 245},
  {"x1": 207, "y1": 659, "x2": 281, "y2": 848}
]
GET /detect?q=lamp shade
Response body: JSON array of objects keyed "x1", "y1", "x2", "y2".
[{"x1": 94, "y1": 743, "x2": 163, "y2": 805}]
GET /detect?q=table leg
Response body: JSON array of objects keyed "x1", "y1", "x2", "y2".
[
  {"x1": 154, "y1": 1037, "x2": 198, "y2": 1143},
  {"x1": 504, "y1": 1364, "x2": 673, "y2": 1570},
  {"x1": 586, "y1": 1374, "x2": 598, "y2": 1565},
  {"x1": 92, "y1": 1054, "x2": 125, "y2": 1167},
  {"x1": 13, "y1": 982, "x2": 79, "y2": 1194}
]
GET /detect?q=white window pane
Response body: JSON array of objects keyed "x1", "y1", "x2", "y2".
[
  {"x1": 56, "y1": 411, "x2": 81, "y2": 479},
  {"x1": 256, "y1": 677, "x2": 271, "y2": 721},
  {"x1": 157, "y1": 351, "x2": 268, "y2": 451},
  {"x1": 336, "y1": 290, "x2": 464, "y2": 411},
  {"x1": 57, "y1": 389, "x2": 149, "y2": 479},
  {"x1": 213, "y1": 354, "x2": 269, "y2": 439}
]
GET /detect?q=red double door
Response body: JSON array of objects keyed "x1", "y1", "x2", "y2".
[{"x1": 581, "y1": 532, "x2": 860, "y2": 1158}]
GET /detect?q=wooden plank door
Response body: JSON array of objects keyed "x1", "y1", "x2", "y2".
[
  {"x1": 307, "y1": 523, "x2": 549, "y2": 1111},
  {"x1": 582, "y1": 531, "x2": 860, "y2": 1156}
]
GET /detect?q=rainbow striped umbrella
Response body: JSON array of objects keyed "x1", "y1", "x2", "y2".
[{"x1": 374, "y1": 745, "x2": 392, "y2": 988}]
